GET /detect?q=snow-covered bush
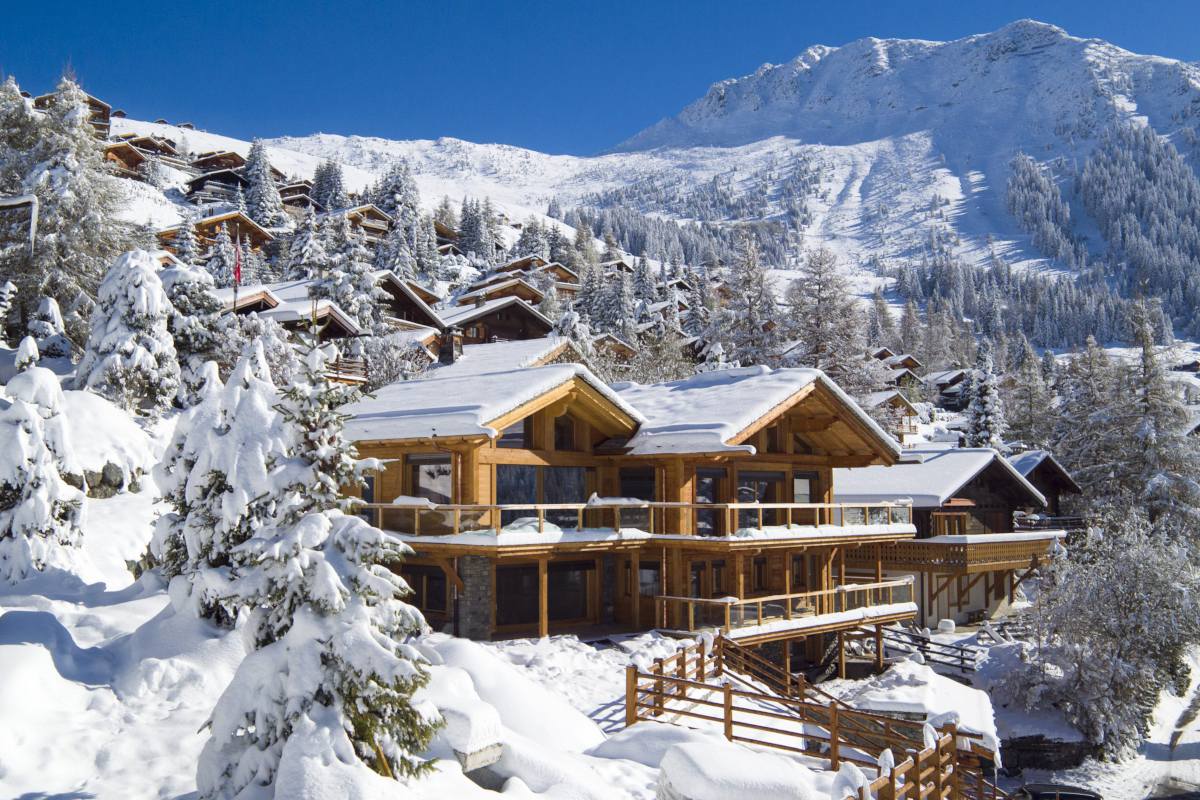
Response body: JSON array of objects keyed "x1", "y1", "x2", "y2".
[
  {"x1": 0, "y1": 362, "x2": 85, "y2": 582},
  {"x1": 75, "y1": 249, "x2": 180, "y2": 415},
  {"x1": 28, "y1": 296, "x2": 73, "y2": 358},
  {"x1": 160, "y1": 263, "x2": 223, "y2": 407}
]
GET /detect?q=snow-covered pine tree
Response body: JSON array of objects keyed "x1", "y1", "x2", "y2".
[
  {"x1": 573, "y1": 263, "x2": 604, "y2": 325},
  {"x1": 783, "y1": 247, "x2": 866, "y2": 377},
  {"x1": 412, "y1": 214, "x2": 440, "y2": 276},
  {"x1": 372, "y1": 160, "x2": 420, "y2": 222},
  {"x1": 964, "y1": 340, "x2": 1006, "y2": 450},
  {"x1": 197, "y1": 344, "x2": 437, "y2": 795},
  {"x1": 76, "y1": 250, "x2": 180, "y2": 414},
  {"x1": 14, "y1": 335, "x2": 38, "y2": 372},
  {"x1": 899, "y1": 300, "x2": 922, "y2": 356},
  {"x1": 711, "y1": 232, "x2": 784, "y2": 366},
  {"x1": 0, "y1": 281, "x2": 17, "y2": 346},
  {"x1": 173, "y1": 210, "x2": 202, "y2": 266},
  {"x1": 13, "y1": 77, "x2": 132, "y2": 322},
  {"x1": 867, "y1": 287, "x2": 898, "y2": 348},
  {"x1": 233, "y1": 185, "x2": 247, "y2": 215},
  {"x1": 155, "y1": 342, "x2": 290, "y2": 624},
  {"x1": 684, "y1": 266, "x2": 711, "y2": 336},
  {"x1": 281, "y1": 208, "x2": 327, "y2": 281},
  {"x1": 220, "y1": 313, "x2": 301, "y2": 388},
  {"x1": 311, "y1": 215, "x2": 385, "y2": 333},
  {"x1": 512, "y1": 216, "x2": 548, "y2": 260},
  {"x1": 205, "y1": 224, "x2": 238, "y2": 288},
  {"x1": 373, "y1": 215, "x2": 418, "y2": 280},
  {"x1": 1004, "y1": 334, "x2": 1054, "y2": 450},
  {"x1": 244, "y1": 140, "x2": 290, "y2": 229},
  {"x1": 311, "y1": 159, "x2": 348, "y2": 211},
  {"x1": 28, "y1": 296, "x2": 72, "y2": 359},
  {"x1": 160, "y1": 262, "x2": 224, "y2": 407},
  {"x1": 0, "y1": 355, "x2": 85, "y2": 583},
  {"x1": 573, "y1": 220, "x2": 598, "y2": 271},
  {"x1": 632, "y1": 257, "x2": 658, "y2": 303},
  {"x1": 538, "y1": 285, "x2": 562, "y2": 321},
  {"x1": 433, "y1": 195, "x2": 457, "y2": 230}
]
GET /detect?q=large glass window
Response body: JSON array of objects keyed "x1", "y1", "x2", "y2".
[
  {"x1": 689, "y1": 562, "x2": 707, "y2": 598},
  {"x1": 498, "y1": 417, "x2": 536, "y2": 448},
  {"x1": 620, "y1": 467, "x2": 656, "y2": 530},
  {"x1": 549, "y1": 561, "x2": 592, "y2": 621},
  {"x1": 554, "y1": 415, "x2": 578, "y2": 451},
  {"x1": 358, "y1": 474, "x2": 376, "y2": 522},
  {"x1": 402, "y1": 565, "x2": 447, "y2": 613},
  {"x1": 638, "y1": 562, "x2": 661, "y2": 597},
  {"x1": 497, "y1": 464, "x2": 537, "y2": 525},
  {"x1": 409, "y1": 454, "x2": 452, "y2": 504},
  {"x1": 738, "y1": 470, "x2": 784, "y2": 528},
  {"x1": 792, "y1": 471, "x2": 819, "y2": 526},
  {"x1": 544, "y1": 466, "x2": 588, "y2": 526},
  {"x1": 695, "y1": 468, "x2": 727, "y2": 536},
  {"x1": 495, "y1": 565, "x2": 538, "y2": 626}
]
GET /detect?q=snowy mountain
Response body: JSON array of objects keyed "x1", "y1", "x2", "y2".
[{"x1": 243, "y1": 20, "x2": 1200, "y2": 281}]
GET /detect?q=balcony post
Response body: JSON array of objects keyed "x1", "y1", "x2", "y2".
[
  {"x1": 630, "y1": 549, "x2": 641, "y2": 630},
  {"x1": 874, "y1": 624, "x2": 885, "y2": 672},
  {"x1": 538, "y1": 557, "x2": 549, "y2": 638},
  {"x1": 624, "y1": 664, "x2": 639, "y2": 727},
  {"x1": 837, "y1": 630, "x2": 847, "y2": 679}
]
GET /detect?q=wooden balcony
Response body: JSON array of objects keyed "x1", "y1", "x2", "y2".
[
  {"x1": 652, "y1": 578, "x2": 917, "y2": 644},
  {"x1": 356, "y1": 500, "x2": 915, "y2": 553},
  {"x1": 855, "y1": 534, "x2": 1061, "y2": 574}
]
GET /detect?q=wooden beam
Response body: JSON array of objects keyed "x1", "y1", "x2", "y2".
[
  {"x1": 538, "y1": 557, "x2": 549, "y2": 638},
  {"x1": 790, "y1": 415, "x2": 837, "y2": 432},
  {"x1": 433, "y1": 557, "x2": 464, "y2": 592},
  {"x1": 630, "y1": 551, "x2": 641, "y2": 630}
]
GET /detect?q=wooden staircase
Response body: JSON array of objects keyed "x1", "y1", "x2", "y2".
[{"x1": 625, "y1": 636, "x2": 1007, "y2": 800}]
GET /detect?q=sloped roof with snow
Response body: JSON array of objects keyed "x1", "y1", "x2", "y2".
[
  {"x1": 424, "y1": 337, "x2": 572, "y2": 380},
  {"x1": 343, "y1": 363, "x2": 644, "y2": 443},
  {"x1": 438, "y1": 296, "x2": 553, "y2": 329},
  {"x1": 613, "y1": 366, "x2": 900, "y2": 458},
  {"x1": 214, "y1": 279, "x2": 362, "y2": 335},
  {"x1": 1007, "y1": 449, "x2": 1082, "y2": 493},
  {"x1": 834, "y1": 447, "x2": 1046, "y2": 508}
]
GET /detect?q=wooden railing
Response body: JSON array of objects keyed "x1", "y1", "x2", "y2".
[
  {"x1": 652, "y1": 578, "x2": 915, "y2": 634},
  {"x1": 1014, "y1": 515, "x2": 1089, "y2": 533},
  {"x1": 327, "y1": 356, "x2": 368, "y2": 383},
  {"x1": 357, "y1": 500, "x2": 913, "y2": 538},
  {"x1": 869, "y1": 538, "x2": 1054, "y2": 571},
  {"x1": 879, "y1": 626, "x2": 984, "y2": 673},
  {"x1": 626, "y1": 637, "x2": 1005, "y2": 799}
]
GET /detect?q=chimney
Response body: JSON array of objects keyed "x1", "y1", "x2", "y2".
[
  {"x1": 474, "y1": 295, "x2": 487, "y2": 308},
  {"x1": 438, "y1": 327, "x2": 463, "y2": 365}
]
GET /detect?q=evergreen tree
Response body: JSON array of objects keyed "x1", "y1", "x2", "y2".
[
  {"x1": 433, "y1": 195, "x2": 457, "y2": 230},
  {"x1": 7, "y1": 77, "x2": 132, "y2": 324},
  {"x1": 173, "y1": 210, "x2": 201, "y2": 266},
  {"x1": 710, "y1": 233, "x2": 784, "y2": 366},
  {"x1": 783, "y1": 247, "x2": 863, "y2": 374},
  {"x1": 0, "y1": 358, "x2": 85, "y2": 583},
  {"x1": 573, "y1": 221, "x2": 598, "y2": 270},
  {"x1": 311, "y1": 216, "x2": 385, "y2": 332},
  {"x1": 412, "y1": 214, "x2": 440, "y2": 276},
  {"x1": 899, "y1": 300, "x2": 922, "y2": 355},
  {"x1": 965, "y1": 340, "x2": 1006, "y2": 450},
  {"x1": 512, "y1": 216, "x2": 549, "y2": 260},
  {"x1": 373, "y1": 215, "x2": 417, "y2": 279},
  {"x1": 161, "y1": 263, "x2": 224, "y2": 407},
  {"x1": 311, "y1": 159, "x2": 348, "y2": 211},
  {"x1": 27, "y1": 296, "x2": 72, "y2": 358},
  {"x1": 197, "y1": 344, "x2": 437, "y2": 795},
  {"x1": 0, "y1": 281, "x2": 17, "y2": 347},
  {"x1": 1004, "y1": 334, "x2": 1054, "y2": 449},
  {"x1": 372, "y1": 160, "x2": 420, "y2": 223},
  {"x1": 244, "y1": 140, "x2": 289, "y2": 229},
  {"x1": 281, "y1": 208, "x2": 327, "y2": 281},
  {"x1": 205, "y1": 224, "x2": 238, "y2": 288},
  {"x1": 76, "y1": 250, "x2": 180, "y2": 414},
  {"x1": 632, "y1": 257, "x2": 658, "y2": 303},
  {"x1": 867, "y1": 287, "x2": 898, "y2": 348}
]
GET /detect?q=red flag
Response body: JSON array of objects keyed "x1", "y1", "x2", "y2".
[{"x1": 234, "y1": 242, "x2": 242, "y2": 285}]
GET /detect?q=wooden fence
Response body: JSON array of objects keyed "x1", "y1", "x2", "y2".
[{"x1": 625, "y1": 637, "x2": 1007, "y2": 800}]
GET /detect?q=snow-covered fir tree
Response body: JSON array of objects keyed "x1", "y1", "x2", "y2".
[
  {"x1": 5, "y1": 77, "x2": 133, "y2": 326},
  {"x1": 782, "y1": 247, "x2": 871, "y2": 383},
  {"x1": 0, "y1": 353, "x2": 85, "y2": 583},
  {"x1": 433, "y1": 195, "x2": 457, "y2": 230},
  {"x1": 373, "y1": 215, "x2": 418, "y2": 280},
  {"x1": 14, "y1": 335, "x2": 38, "y2": 372},
  {"x1": 372, "y1": 159, "x2": 420, "y2": 222},
  {"x1": 899, "y1": 300, "x2": 922, "y2": 356},
  {"x1": 1003, "y1": 334, "x2": 1055, "y2": 450},
  {"x1": 867, "y1": 287, "x2": 898, "y2": 348},
  {"x1": 160, "y1": 262, "x2": 224, "y2": 407},
  {"x1": 311, "y1": 159, "x2": 348, "y2": 211},
  {"x1": 173, "y1": 211, "x2": 202, "y2": 266},
  {"x1": 512, "y1": 216, "x2": 549, "y2": 260},
  {"x1": 710, "y1": 232, "x2": 784, "y2": 366},
  {"x1": 281, "y1": 208, "x2": 327, "y2": 281},
  {"x1": 243, "y1": 140, "x2": 290, "y2": 229},
  {"x1": 205, "y1": 224, "x2": 238, "y2": 288},
  {"x1": 28, "y1": 296, "x2": 72, "y2": 359},
  {"x1": 0, "y1": 281, "x2": 18, "y2": 346},
  {"x1": 632, "y1": 257, "x2": 658, "y2": 303},
  {"x1": 75, "y1": 250, "x2": 180, "y2": 415},
  {"x1": 310, "y1": 216, "x2": 385, "y2": 334},
  {"x1": 197, "y1": 344, "x2": 437, "y2": 795},
  {"x1": 964, "y1": 340, "x2": 1006, "y2": 450}
]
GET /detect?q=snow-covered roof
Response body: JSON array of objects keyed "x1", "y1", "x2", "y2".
[
  {"x1": 834, "y1": 447, "x2": 1046, "y2": 508},
  {"x1": 438, "y1": 296, "x2": 553, "y2": 329},
  {"x1": 214, "y1": 279, "x2": 363, "y2": 336},
  {"x1": 455, "y1": 277, "x2": 545, "y2": 304},
  {"x1": 613, "y1": 366, "x2": 900, "y2": 458},
  {"x1": 1006, "y1": 449, "x2": 1082, "y2": 493},
  {"x1": 924, "y1": 368, "x2": 967, "y2": 387},
  {"x1": 425, "y1": 337, "x2": 572, "y2": 380},
  {"x1": 862, "y1": 390, "x2": 916, "y2": 414},
  {"x1": 343, "y1": 363, "x2": 644, "y2": 443}
]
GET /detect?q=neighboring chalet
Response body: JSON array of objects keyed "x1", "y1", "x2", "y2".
[
  {"x1": 324, "y1": 204, "x2": 392, "y2": 244},
  {"x1": 343, "y1": 364, "x2": 917, "y2": 677},
  {"x1": 34, "y1": 90, "x2": 111, "y2": 137},
  {"x1": 439, "y1": 296, "x2": 554, "y2": 345},
  {"x1": 157, "y1": 210, "x2": 274, "y2": 253},
  {"x1": 186, "y1": 169, "x2": 249, "y2": 206},
  {"x1": 836, "y1": 446, "x2": 1061, "y2": 626},
  {"x1": 861, "y1": 390, "x2": 921, "y2": 444},
  {"x1": 455, "y1": 277, "x2": 545, "y2": 307},
  {"x1": 1007, "y1": 450, "x2": 1083, "y2": 521},
  {"x1": 924, "y1": 368, "x2": 970, "y2": 410}
]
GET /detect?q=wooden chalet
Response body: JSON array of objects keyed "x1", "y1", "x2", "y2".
[
  {"x1": 438, "y1": 297, "x2": 554, "y2": 345},
  {"x1": 326, "y1": 204, "x2": 392, "y2": 244},
  {"x1": 861, "y1": 390, "x2": 921, "y2": 443},
  {"x1": 836, "y1": 446, "x2": 1061, "y2": 626},
  {"x1": 924, "y1": 368, "x2": 969, "y2": 410},
  {"x1": 455, "y1": 277, "x2": 545, "y2": 307},
  {"x1": 158, "y1": 210, "x2": 274, "y2": 253},
  {"x1": 498, "y1": 255, "x2": 550, "y2": 274},
  {"x1": 116, "y1": 133, "x2": 181, "y2": 159},
  {"x1": 216, "y1": 281, "x2": 363, "y2": 342},
  {"x1": 434, "y1": 219, "x2": 459, "y2": 246},
  {"x1": 185, "y1": 169, "x2": 250, "y2": 206},
  {"x1": 34, "y1": 90, "x2": 111, "y2": 137},
  {"x1": 592, "y1": 333, "x2": 639, "y2": 363},
  {"x1": 103, "y1": 141, "x2": 147, "y2": 178},
  {"x1": 1007, "y1": 450, "x2": 1083, "y2": 519},
  {"x1": 373, "y1": 272, "x2": 445, "y2": 330},
  {"x1": 279, "y1": 180, "x2": 325, "y2": 217},
  {"x1": 344, "y1": 364, "x2": 917, "y2": 677},
  {"x1": 189, "y1": 150, "x2": 247, "y2": 172}
]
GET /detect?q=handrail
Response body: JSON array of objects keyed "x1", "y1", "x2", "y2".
[
  {"x1": 653, "y1": 578, "x2": 915, "y2": 634},
  {"x1": 356, "y1": 499, "x2": 914, "y2": 538}
]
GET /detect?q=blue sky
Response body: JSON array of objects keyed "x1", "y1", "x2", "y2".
[{"x1": 3, "y1": 0, "x2": 1199, "y2": 154}]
